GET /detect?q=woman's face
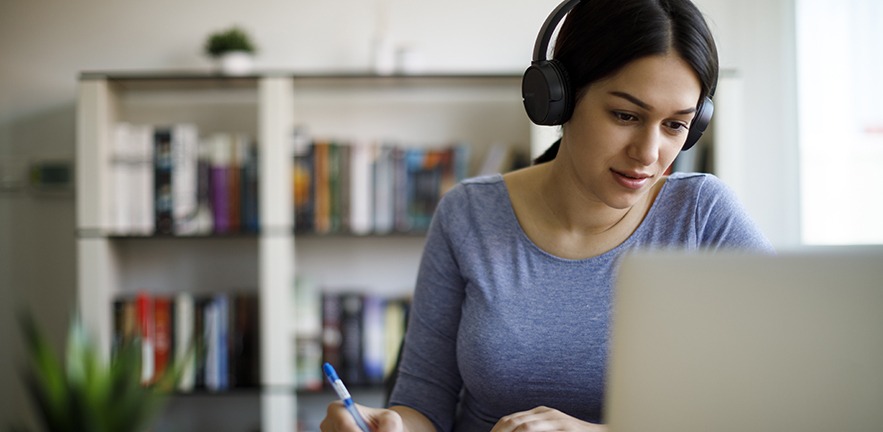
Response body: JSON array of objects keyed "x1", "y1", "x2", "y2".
[{"x1": 559, "y1": 52, "x2": 702, "y2": 210}]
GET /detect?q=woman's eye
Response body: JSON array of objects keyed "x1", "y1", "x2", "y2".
[
  {"x1": 666, "y1": 121, "x2": 689, "y2": 133},
  {"x1": 613, "y1": 111, "x2": 637, "y2": 122}
]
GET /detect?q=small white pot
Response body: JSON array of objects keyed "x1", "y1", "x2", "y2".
[{"x1": 217, "y1": 51, "x2": 254, "y2": 75}]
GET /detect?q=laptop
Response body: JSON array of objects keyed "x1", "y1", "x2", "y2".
[{"x1": 606, "y1": 247, "x2": 883, "y2": 432}]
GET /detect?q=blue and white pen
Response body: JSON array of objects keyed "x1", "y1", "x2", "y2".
[{"x1": 323, "y1": 362, "x2": 372, "y2": 432}]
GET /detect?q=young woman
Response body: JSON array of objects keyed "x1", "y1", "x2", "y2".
[{"x1": 322, "y1": 0, "x2": 773, "y2": 431}]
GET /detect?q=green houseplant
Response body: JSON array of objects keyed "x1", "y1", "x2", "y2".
[
  {"x1": 10, "y1": 311, "x2": 185, "y2": 432},
  {"x1": 204, "y1": 26, "x2": 258, "y2": 75}
]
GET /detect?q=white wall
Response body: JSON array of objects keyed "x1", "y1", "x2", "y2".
[{"x1": 0, "y1": 0, "x2": 799, "y2": 428}]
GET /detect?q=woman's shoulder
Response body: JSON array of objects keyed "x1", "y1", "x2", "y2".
[
  {"x1": 444, "y1": 173, "x2": 507, "y2": 200},
  {"x1": 661, "y1": 171, "x2": 731, "y2": 199},
  {"x1": 436, "y1": 173, "x2": 508, "y2": 216},
  {"x1": 664, "y1": 171, "x2": 719, "y2": 186}
]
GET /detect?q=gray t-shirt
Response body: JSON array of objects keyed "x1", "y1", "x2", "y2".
[{"x1": 388, "y1": 172, "x2": 774, "y2": 432}]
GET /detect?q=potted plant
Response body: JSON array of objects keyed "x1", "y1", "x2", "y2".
[
  {"x1": 204, "y1": 26, "x2": 258, "y2": 75},
  {"x1": 10, "y1": 311, "x2": 186, "y2": 432}
]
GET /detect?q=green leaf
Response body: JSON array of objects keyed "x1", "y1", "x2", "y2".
[{"x1": 15, "y1": 309, "x2": 182, "y2": 432}]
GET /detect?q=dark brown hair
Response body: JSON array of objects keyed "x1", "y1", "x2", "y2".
[{"x1": 533, "y1": 0, "x2": 719, "y2": 164}]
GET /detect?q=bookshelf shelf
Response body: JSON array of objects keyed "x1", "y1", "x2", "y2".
[{"x1": 76, "y1": 71, "x2": 533, "y2": 432}]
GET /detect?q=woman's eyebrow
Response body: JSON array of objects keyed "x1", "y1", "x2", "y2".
[{"x1": 609, "y1": 91, "x2": 697, "y2": 115}]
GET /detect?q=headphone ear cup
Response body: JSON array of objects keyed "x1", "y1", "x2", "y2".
[
  {"x1": 683, "y1": 96, "x2": 714, "y2": 151},
  {"x1": 522, "y1": 59, "x2": 574, "y2": 126}
]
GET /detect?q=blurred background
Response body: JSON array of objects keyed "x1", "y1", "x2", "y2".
[{"x1": 1, "y1": 0, "x2": 880, "y2": 430}]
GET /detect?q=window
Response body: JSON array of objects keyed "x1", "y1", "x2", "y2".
[{"x1": 797, "y1": 0, "x2": 883, "y2": 245}]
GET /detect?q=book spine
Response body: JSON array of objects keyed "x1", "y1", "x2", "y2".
[
  {"x1": 293, "y1": 142, "x2": 315, "y2": 232},
  {"x1": 361, "y1": 295, "x2": 386, "y2": 384},
  {"x1": 340, "y1": 293, "x2": 364, "y2": 385},
  {"x1": 136, "y1": 126, "x2": 156, "y2": 235},
  {"x1": 228, "y1": 135, "x2": 245, "y2": 233},
  {"x1": 135, "y1": 292, "x2": 155, "y2": 384},
  {"x1": 314, "y1": 141, "x2": 331, "y2": 234},
  {"x1": 338, "y1": 143, "x2": 352, "y2": 233},
  {"x1": 216, "y1": 294, "x2": 229, "y2": 390},
  {"x1": 321, "y1": 293, "x2": 343, "y2": 377},
  {"x1": 349, "y1": 141, "x2": 374, "y2": 235},
  {"x1": 194, "y1": 296, "x2": 209, "y2": 390},
  {"x1": 242, "y1": 141, "x2": 260, "y2": 233},
  {"x1": 152, "y1": 296, "x2": 173, "y2": 384},
  {"x1": 210, "y1": 134, "x2": 232, "y2": 234},
  {"x1": 111, "y1": 296, "x2": 136, "y2": 357},
  {"x1": 172, "y1": 124, "x2": 200, "y2": 235},
  {"x1": 154, "y1": 128, "x2": 174, "y2": 235},
  {"x1": 195, "y1": 139, "x2": 214, "y2": 235},
  {"x1": 175, "y1": 292, "x2": 195, "y2": 392},
  {"x1": 109, "y1": 123, "x2": 132, "y2": 234},
  {"x1": 373, "y1": 145, "x2": 394, "y2": 234},
  {"x1": 204, "y1": 298, "x2": 219, "y2": 391},
  {"x1": 383, "y1": 298, "x2": 409, "y2": 380},
  {"x1": 232, "y1": 293, "x2": 260, "y2": 387},
  {"x1": 295, "y1": 277, "x2": 323, "y2": 390}
]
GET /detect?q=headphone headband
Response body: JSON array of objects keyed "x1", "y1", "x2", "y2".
[{"x1": 531, "y1": 0, "x2": 582, "y2": 62}]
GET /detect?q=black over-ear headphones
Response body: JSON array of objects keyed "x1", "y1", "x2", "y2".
[{"x1": 521, "y1": 0, "x2": 714, "y2": 151}]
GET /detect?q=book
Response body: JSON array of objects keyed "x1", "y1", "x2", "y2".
[
  {"x1": 230, "y1": 293, "x2": 260, "y2": 388},
  {"x1": 227, "y1": 135, "x2": 246, "y2": 233},
  {"x1": 111, "y1": 296, "x2": 137, "y2": 356},
  {"x1": 339, "y1": 293, "x2": 364, "y2": 384},
  {"x1": 175, "y1": 292, "x2": 196, "y2": 392},
  {"x1": 194, "y1": 138, "x2": 215, "y2": 235},
  {"x1": 152, "y1": 296, "x2": 173, "y2": 384},
  {"x1": 392, "y1": 147, "x2": 410, "y2": 232},
  {"x1": 383, "y1": 298, "x2": 409, "y2": 380},
  {"x1": 241, "y1": 140, "x2": 260, "y2": 233},
  {"x1": 153, "y1": 128, "x2": 174, "y2": 235},
  {"x1": 193, "y1": 296, "x2": 210, "y2": 390},
  {"x1": 321, "y1": 293, "x2": 343, "y2": 376},
  {"x1": 172, "y1": 124, "x2": 200, "y2": 235},
  {"x1": 109, "y1": 123, "x2": 156, "y2": 235},
  {"x1": 295, "y1": 337, "x2": 323, "y2": 391},
  {"x1": 209, "y1": 134, "x2": 233, "y2": 234},
  {"x1": 361, "y1": 295, "x2": 386, "y2": 384},
  {"x1": 313, "y1": 140, "x2": 332, "y2": 234},
  {"x1": 109, "y1": 123, "x2": 135, "y2": 234},
  {"x1": 135, "y1": 292, "x2": 155, "y2": 384},
  {"x1": 349, "y1": 141, "x2": 375, "y2": 235},
  {"x1": 373, "y1": 144, "x2": 395, "y2": 234},
  {"x1": 211, "y1": 294, "x2": 230, "y2": 391},
  {"x1": 293, "y1": 139, "x2": 315, "y2": 233}
]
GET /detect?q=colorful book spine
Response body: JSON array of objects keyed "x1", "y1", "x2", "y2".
[
  {"x1": 175, "y1": 292, "x2": 195, "y2": 392},
  {"x1": 135, "y1": 292, "x2": 155, "y2": 384},
  {"x1": 152, "y1": 296, "x2": 173, "y2": 384},
  {"x1": 210, "y1": 134, "x2": 232, "y2": 234},
  {"x1": 153, "y1": 128, "x2": 174, "y2": 235}
]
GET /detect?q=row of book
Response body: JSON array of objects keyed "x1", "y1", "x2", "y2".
[
  {"x1": 292, "y1": 137, "x2": 470, "y2": 235},
  {"x1": 108, "y1": 123, "x2": 259, "y2": 236},
  {"x1": 293, "y1": 278, "x2": 410, "y2": 390},
  {"x1": 112, "y1": 286, "x2": 410, "y2": 392},
  {"x1": 112, "y1": 291, "x2": 260, "y2": 392}
]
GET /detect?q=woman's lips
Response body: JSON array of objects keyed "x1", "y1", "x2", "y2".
[{"x1": 611, "y1": 169, "x2": 652, "y2": 190}]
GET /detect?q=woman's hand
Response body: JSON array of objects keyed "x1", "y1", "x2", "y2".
[
  {"x1": 490, "y1": 406, "x2": 607, "y2": 432},
  {"x1": 320, "y1": 401, "x2": 404, "y2": 432}
]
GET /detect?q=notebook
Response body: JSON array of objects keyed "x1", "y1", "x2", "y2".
[{"x1": 606, "y1": 247, "x2": 883, "y2": 432}]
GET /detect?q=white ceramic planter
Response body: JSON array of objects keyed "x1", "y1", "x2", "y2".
[{"x1": 217, "y1": 51, "x2": 254, "y2": 75}]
